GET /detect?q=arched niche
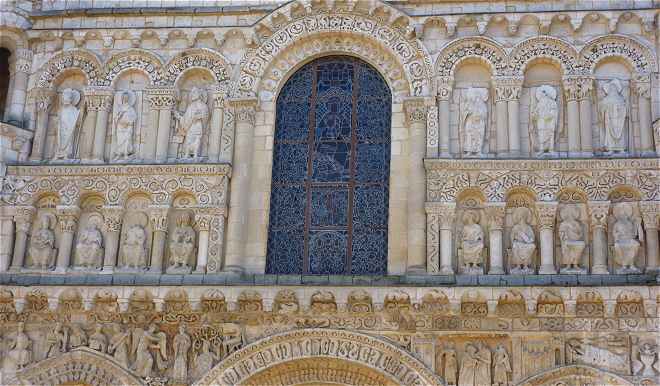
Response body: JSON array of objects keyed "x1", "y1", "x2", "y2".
[
  {"x1": 504, "y1": 189, "x2": 539, "y2": 274},
  {"x1": 521, "y1": 58, "x2": 565, "y2": 156},
  {"x1": 111, "y1": 70, "x2": 150, "y2": 161},
  {"x1": 72, "y1": 195, "x2": 105, "y2": 270},
  {"x1": 165, "y1": 193, "x2": 198, "y2": 273},
  {"x1": 45, "y1": 71, "x2": 87, "y2": 161},
  {"x1": 117, "y1": 193, "x2": 152, "y2": 271},
  {"x1": 555, "y1": 189, "x2": 589, "y2": 274},
  {"x1": 25, "y1": 195, "x2": 59, "y2": 271},
  {"x1": 454, "y1": 189, "x2": 487, "y2": 275},
  {"x1": 517, "y1": 364, "x2": 633, "y2": 386},
  {"x1": 607, "y1": 186, "x2": 645, "y2": 274},
  {"x1": 450, "y1": 59, "x2": 494, "y2": 157},
  {"x1": 593, "y1": 57, "x2": 633, "y2": 154}
]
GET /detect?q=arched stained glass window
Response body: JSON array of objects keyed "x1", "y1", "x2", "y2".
[{"x1": 266, "y1": 56, "x2": 391, "y2": 275}]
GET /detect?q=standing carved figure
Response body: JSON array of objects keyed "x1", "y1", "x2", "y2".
[
  {"x1": 75, "y1": 223, "x2": 104, "y2": 269},
  {"x1": 599, "y1": 79, "x2": 628, "y2": 153},
  {"x1": 168, "y1": 213, "x2": 195, "y2": 272},
  {"x1": 459, "y1": 343, "x2": 491, "y2": 386},
  {"x1": 175, "y1": 87, "x2": 209, "y2": 158},
  {"x1": 461, "y1": 88, "x2": 488, "y2": 157},
  {"x1": 510, "y1": 207, "x2": 536, "y2": 274},
  {"x1": 172, "y1": 324, "x2": 192, "y2": 382},
  {"x1": 54, "y1": 88, "x2": 81, "y2": 160},
  {"x1": 558, "y1": 205, "x2": 585, "y2": 272},
  {"x1": 493, "y1": 344, "x2": 512, "y2": 386},
  {"x1": 121, "y1": 224, "x2": 147, "y2": 270},
  {"x1": 69, "y1": 324, "x2": 88, "y2": 349},
  {"x1": 532, "y1": 85, "x2": 558, "y2": 154},
  {"x1": 441, "y1": 344, "x2": 458, "y2": 385},
  {"x1": 112, "y1": 90, "x2": 137, "y2": 160},
  {"x1": 133, "y1": 324, "x2": 167, "y2": 378},
  {"x1": 193, "y1": 340, "x2": 218, "y2": 381},
  {"x1": 28, "y1": 214, "x2": 57, "y2": 270},
  {"x1": 108, "y1": 324, "x2": 130, "y2": 369},
  {"x1": 89, "y1": 325, "x2": 107, "y2": 353},
  {"x1": 8, "y1": 322, "x2": 31, "y2": 370},
  {"x1": 461, "y1": 211, "x2": 484, "y2": 274},
  {"x1": 612, "y1": 202, "x2": 642, "y2": 273},
  {"x1": 44, "y1": 322, "x2": 67, "y2": 358}
]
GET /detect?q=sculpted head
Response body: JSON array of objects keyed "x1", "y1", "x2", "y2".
[
  {"x1": 560, "y1": 205, "x2": 578, "y2": 222},
  {"x1": 603, "y1": 79, "x2": 623, "y2": 96},
  {"x1": 61, "y1": 88, "x2": 81, "y2": 106},
  {"x1": 463, "y1": 210, "x2": 479, "y2": 225},
  {"x1": 512, "y1": 207, "x2": 531, "y2": 225},
  {"x1": 613, "y1": 202, "x2": 633, "y2": 220},
  {"x1": 39, "y1": 214, "x2": 51, "y2": 229},
  {"x1": 536, "y1": 85, "x2": 557, "y2": 101}
]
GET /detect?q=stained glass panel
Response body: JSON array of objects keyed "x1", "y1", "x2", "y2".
[{"x1": 266, "y1": 56, "x2": 391, "y2": 275}]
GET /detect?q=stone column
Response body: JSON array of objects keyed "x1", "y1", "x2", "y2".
[
  {"x1": 437, "y1": 78, "x2": 453, "y2": 157},
  {"x1": 635, "y1": 75, "x2": 654, "y2": 155},
  {"x1": 54, "y1": 206, "x2": 80, "y2": 273},
  {"x1": 101, "y1": 206, "x2": 123, "y2": 273},
  {"x1": 148, "y1": 206, "x2": 169, "y2": 273},
  {"x1": 507, "y1": 78, "x2": 523, "y2": 156},
  {"x1": 537, "y1": 202, "x2": 558, "y2": 275},
  {"x1": 29, "y1": 88, "x2": 55, "y2": 161},
  {"x1": 10, "y1": 207, "x2": 34, "y2": 271},
  {"x1": 487, "y1": 203, "x2": 506, "y2": 274},
  {"x1": 494, "y1": 84, "x2": 509, "y2": 156},
  {"x1": 563, "y1": 77, "x2": 582, "y2": 156},
  {"x1": 194, "y1": 213, "x2": 211, "y2": 274},
  {"x1": 494, "y1": 77, "x2": 523, "y2": 156},
  {"x1": 589, "y1": 201, "x2": 610, "y2": 274},
  {"x1": 208, "y1": 89, "x2": 225, "y2": 162},
  {"x1": 640, "y1": 202, "x2": 659, "y2": 272},
  {"x1": 425, "y1": 205, "x2": 441, "y2": 274},
  {"x1": 578, "y1": 77, "x2": 594, "y2": 155},
  {"x1": 6, "y1": 49, "x2": 32, "y2": 126},
  {"x1": 404, "y1": 98, "x2": 427, "y2": 273},
  {"x1": 87, "y1": 88, "x2": 113, "y2": 162},
  {"x1": 224, "y1": 98, "x2": 257, "y2": 273},
  {"x1": 438, "y1": 203, "x2": 456, "y2": 275},
  {"x1": 146, "y1": 88, "x2": 175, "y2": 161},
  {"x1": 80, "y1": 91, "x2": 98, "y2": 160},
  {"x1": 0, "y1": 215, "x2": 15, "y2": 272}
]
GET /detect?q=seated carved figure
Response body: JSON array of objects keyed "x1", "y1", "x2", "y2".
[
  {"x1": 510, "y1": 207, "x2": 536, "y2": 274},
  {"x1": 461, "y1": 210, "x2": 484, "y2": 274},
  {"x1": 28, "y1": 215, "x2": 57, "y2": 270},
  {"x1": 558, "y1": 205, "x2": 586, "y2": 273},
  {"x1": 612, "y1": 203, "x2": 642, "y2": 273},
  {"x1": 121, "y1": 224, "x2": 147, "y2": 270},
  {"x1": 168, "y1": 213, "x2": 195, "y2": 273},
  {"x1": 75, "y1": 223, "x2": 104, "y2": 270}
]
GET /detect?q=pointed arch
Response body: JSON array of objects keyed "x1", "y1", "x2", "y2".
[
  {"x1": 516, "y1": 364, "x2": 634, "y2": 386},
  {"x1": 101, "y1": 48, "x2": 165, "y2": 87},
  {"x1": 510, "y1": 36, "x2": 579, "y2": 76},
  {"x1": 435, "y1": 37, "x2": 508, "y2": 78},
  {"x1": 36, "y1": 49, "x2": 103, "y2": 89},
  {"x1": 194, "y1": 329, "x2": 442, "y2": 386},
  {"x1": 164, "y1": 48, "x2": 232, "y2": 86},
  {"x1": 580, "y1": 34, "x2": 656, "y2": 75},
  {"x1": 11, "y1": 348, "x2": 143, "y2": 386}
]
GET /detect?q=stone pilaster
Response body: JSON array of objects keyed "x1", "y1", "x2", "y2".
[
  {"x1": 6, "y1": 48, "x2": 32, "y2": 126},
  {"x1": 589, "y1": 201, "x2": 610, "y2": 274},
  {"x1": 54, "y1": 206, "x2": 80, "y2": 273},
  {"x1": 84, "y1": 87, "x2": 113, "y2": 162},
  {"x1": 438, "y1": 203, "x2": 456, "y2": 275},
  {"x1": 537, "y1": 202, "x2": 558, "y2": 274},
  {"x1": 29, "y1": 88, "x2": 56, "y2": 161},
  {"x1": 10, "y1": 207, "x2": 34, "y2": 271},
  {"x1": 639, "y1": 201, "x2": 659, "y2": 272},
  {"x1": 208, "y1": 88, "x2": 226, "y2": 162},
  {"x1": 634, "y1": 74, "x2": 654, "y2": 155},
  {"x1": 577, "y1": 77, "x2": 594, "y2": 155},
  {"x1": 493, "y1": 77, "x2": 523, "y2": 156},
  {"x1": 101, "y1": 206, "x2": 123, "y2": 273},
  {"x1": 148, "y1": 205, "x2": 169, "y2": 273},
  {"x1": 487, "y1": 202, "x2": 506, "y2": 274},
  {"x1": 146, "y1": 87, "x2": 176, "y2": 161}
]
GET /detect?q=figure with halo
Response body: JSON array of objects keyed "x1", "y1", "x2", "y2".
[
  {"x1": 174, "y1": 87, "x2": 209, "y2": 159},
  {"x1": 28, "y1": 214, "x2": 57, "y2": 270},
  {"x1": 75, "y1": 216, "x2": 104, "y2": 270},
  {"x1": 599, "y1": 79, "x2": 628, "y2": 153},
  {"x1": 510, "y1": 207, "x2": 536, "y2": 274},
  {"x1": 112, "y1": 90, "x2": 137, "y2": 161},
  {"x1": 460, "y1": 88, "x2": 488, "y2": 157},
  {"x1": 54, "y1": 88, "x2": 81, "y2": 160},
  {"x1": 532, "y1": 85, "x2": 558, "y2": 155}
]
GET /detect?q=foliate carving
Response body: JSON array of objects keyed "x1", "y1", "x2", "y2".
[
  {"x1": 149, "y1": 206, "x2": 169, "y2": 232},
  {"x1": 589, "y1": 201, "x2": 610, "y2": 229},
  {"x1": 493, "y1": 77, "x2": 523, "y2": 102},
  {"x1": 581, "y1": 35, "x2": 656, "y2": 75},
  {"x1": 200, "y1": 289, "x2": 227, "y2": 313},
  {"x1": 147, "y1": 88, "x2": 176, "y2": 110},
  {"x1": 487, "y1": 204, "x2": 505, "y2": 229},
  {"x1": 576, "y1": 291, "x2": 605, "y2": 317},
  {"x1": 562, "y1": 76, "x2": 593, "y2": 102},
  {"x1": 56, "y1": 206, "x2": 80, "y2": 233},
  {"x1": 31, "y1": 88, "x2": 55, "y2": 112},
  {"x1": 536, "y1": 290, "x2": 565, "y2": 316},
  {"x1": 420, "y1": 290, "x2": 449, "y2": 314},
  {"x1": 460, "y1": 291, "x2": 488, "y2": 317},
  {"x1": 437, "y1": 203, "x2": 456, "y2": 230},
  {"x1": 509, "y1": 36, "x2": 579, "y2": 76},
  {"x1": 230, "y1": 98, "x2": 257, "y2": 124},
  {"x1": 634, "y1": 74, "x2": 651, "y2": 99},
  {"x1": 238, "y1": 290, "x2": 263, "y2": 312},
  {"x1": 38, "y1": 50, "x2": 102, "y2": 88},
  {"x1": 639, "y1": 201, "x2": 659, "y2": 228},
  {"x1": 426, "y1": 105, "x2": 439, "y2": 149},
  {"x1": 13, "y1": 49, "x2": 33, "y2": 73},
  {"x1": 347, "y1": 290, "x2": 373, "y2": 313},
  {"x1": 310, "y1": 291, "x2": 337, "y2": 313},
  {"x1": 384, "y1": 290, "x2": 412, "y2": 312},
  {"x1": 615, "y1": 291, "x2": 644, "y2": 318},
  {"x1": 165, "y1": 49, "x2": 229, "y2": 84},
  {"x1": 101, "y1": 50, "x2": 164, "y2": 86},
  {"x1": 404, "y1": 98, "x2": 426, "y2": 124},
  {"x1": 537, "y1": 202, "x2": 557, "y2": 229},
  {"x1": 436, "y1": 77, "x2": 453, "y2": 101},
  {"x1": 437, "y1": 37, "x2": 507, "y2": 78},
  {"x1": 102, "y1": 206, "x2": 124, "y2": 232},
  {"x1": 84, "y1": 88, "x2": 113, "y2": 112}
]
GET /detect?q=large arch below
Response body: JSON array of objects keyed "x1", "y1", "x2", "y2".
[
  {"x1": 194, "y1": 329, "x2": 443, "y2": 386},
  {"x1": 516, "y1": 365, "x2": 634, "y2": 386},
  {"x1": 8, "y1": 348, "x2": 144, "y2": 386}
]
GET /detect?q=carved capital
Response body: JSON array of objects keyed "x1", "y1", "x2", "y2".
[
  {"x1": 436, "y1": 77, "x2": 453, "y2": 101},
  {"x1": 403, "y1": 98, "x2": 426, "y2": 124},
  {"x1": 13, "y1": 49, "x2": 32, "y2": 73},
  {"x1": 13, "y1": 206, "x2": 35, "y2": 232},
  {"x1": 536, "y1": 201, "x2": 558, "y2": 229},
  {"x1": 147, "y1": 88, "x2": 176, "y2": 110},
  {"x1": 84, "y1": 87, "x2": 113, "y2": 111},
  {"x1": 149, "y1": 206, "x2": 170, "y2": 232},
  {"x1": 639, "y1": 201, "x2": 659, "y2": 229},
  {"x1": 588, "y1": 201, "x2": 610, "y2": 230},
  {"x1": 211, "y1": 88, "x2": 226, "y2": 109},
  {"x1": 563, "y1": 76, "x2": 593, "y2": 102},
  {"x1": 56, "y1": 206, "x2": 80, "y2": 233},
  {"x1": 195, "y1": 214, "x2": 212, "y2": 232},
  {"x1": 487, "y1": 202, "x2": 506, "y2": 230},
  {"x1": 634, "y1": 74, "x2": 651, "y2": 99},
  {"x1": 229, "y1": 98, "x2": 257, "y2": 124},
  {"x1": 493, "y1": 77, "x2": 523, "y2": 102},
  {"x1": 30, "y1": 88, "x2": 56, "y2": 112},
  {"x1": 102, "y1": 206, "x2": 124, "y2": 233},
  {"x1": 427, "y1": 203, "x2": 456, "y2": 230}
]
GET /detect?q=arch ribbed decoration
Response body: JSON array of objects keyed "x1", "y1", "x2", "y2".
[
  {"x1": 164, "y1": 48, "x2": 231, "y2": 85},
  {"x1": 9, "y1": 348, "x2": 144, "y2": 386},
  {"x1": 435, "y1": 37, "x2": 507, "y2": 77},
  {"x1": 37, "y1": 49, "x2": 103, "y2": 88},
  {"x1": 193, "y1": 329, "x2": 442, "y2": 386},
  {"x1": 509, "y1": 36, "x2": 580, "y2": 76},
  {"x1": 101, "y1": 49, "x2": 165, "y2": 87},
  {"x1": 580, "y1": 34, "x2": 657, "y2": 74}
]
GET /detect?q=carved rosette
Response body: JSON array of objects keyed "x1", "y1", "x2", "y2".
[
  {"x1": 101, "y1": 206, "x2": 124, "y2": 233},
  {"x1": 537, "y1": 202, "x2": 558, "y2": 230},
  {"x1": 83, "y1": 87, "x2": 113, "y2": 112},
  {"x1": 588, "y1": 201, "x2": 610, "y2": 230},
  {"x1": 229, "y1": 98, "x2": 257, "y2": 125},
  {"x1": 147, "y1": 88, "x2": 176, "y2": 110},
  {"x1": 56, "y1": 206, "x2": 81, "y2": 233},
  {"x1": 493, "y1": 77, "x2": 524, "y2": 102},
  {"x1": 403, "y1": 98, "x2": 426, "y2": 125}
]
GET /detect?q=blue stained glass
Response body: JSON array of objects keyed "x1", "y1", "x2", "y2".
[{"x1": 266, "y1": 56, "x2": 390, "y2": 275}]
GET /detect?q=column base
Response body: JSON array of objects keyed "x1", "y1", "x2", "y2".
[
  {"x1": 439, "y1": 266, "x2": 454, "y2": 275},
  {"x1": 591, "y1": 265, "x2": 609, "y2": 274},
  {"x1": 148, "y1": 268, "x2": 163, "y2": 274},
  {"x1": 488, "y1": 267, "x2": 505, "y2": 275},
  {"x1": 100, "y1": 266, "x2": 115, "y2": 274},
  {"x1": 52, "y1": 267, "x2": 68, "y2": 274},
  {"x1": 193, "y1": 268, "x2": 206, "y2": 274},
  {"x1": 223, "y1": 265, "x2": 245, "y2": 274},
  {"x1": 539, "y1": 265, "x2": 557, "y2": 275},
  {"x1": 406, "y1": 265, "x2": 427, "y2": 275}
]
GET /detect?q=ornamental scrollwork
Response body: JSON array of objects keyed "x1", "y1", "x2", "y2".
[{"x1": 37, "y1": 50, "x2": 103, "y2": 88}]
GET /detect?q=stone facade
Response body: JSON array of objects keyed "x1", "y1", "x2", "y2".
[{"x1": 0, "y1": 0, "x2": 659, "y2": 385}]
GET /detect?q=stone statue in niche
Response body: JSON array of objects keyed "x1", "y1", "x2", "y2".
[
  {"x1": 439, "y1": 343, "x2": 458, "y2": 385},
  {"x1": 167, "y1": 213, "x2": 195, "y2": 273},
  {"x1": 458, "y1": 342, "x2": 491, "y2": 386},
  {"x1": 599, "y1": 79, "x2": 628, "y2": 153},
  {"x1": 510, "y1": 207, "x2": 536, "y2": 274},
  {"x1": 45, "y1": 322, "x2": 67, "y2": 358},
  {"x1": 558, "y1": 205, "x2": 586, "y2": 273},
  {"x1": 7, "y1": 322, "x2": 32, "y2": 371},
  {"x1": 54, "y1": 88, "x2": 81, "y2": 160},
  {"x1": 632, "y1": 342, "x2": 660, "y2": 376},
  {"x1": 112, "y1": 90, "x2": 137, "y2": 161},
  {"x1": 612, "y1": 202, "x2": 642, "y2": 274},
  {"x1": 28, "y1": 214, "x2": 57, "y2": 270},
  {"x1": 69, "y1": 324, "x2": 87, "y2": 349},
  {"x1": 120, "y1": 224, "x2": 148, "y2": 270},
  {"x1": 75, "y1": 221, "x2": 104, "y2": 270},
  {"x1": 460, "y1": 88, "x2": 488, "y2": 157},
  {"x1": 461, "y1": 210, "x2": 484, "y2": 274},
  {"x1": 172, "y1": 324, "x2": 191, "y2": 382},
  {"x1": 493, "y1": 344, "x2": 512, "y2": 386},
  {"x1": 193, "y1": 340, "x2": 219, "y2": 380},
  {"x1": 174, "y1": 87, "x2": 209, "y2": 159},
  {"x1": 108, "y1": 324, "x2": 130, "y2": 368},
  {"x1": 132, "y1": 324, "x2": 167, "y2": 378},
  {"x1": 532, "y1": 85, "x2": 558, "y2": 155},
  {"x1": 89, "y1": 325, "x2": 107, "y2": 353}
]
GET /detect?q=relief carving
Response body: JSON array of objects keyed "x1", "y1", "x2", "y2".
[
  {"x1": 174, "y1": 87, "x2": 210, "y2": 159},
  {"x1": 112, "y1": 90, "x2": 138, "y2": 161},
  {"x1": 510, "y1": 207, "x2": 536, "y2": 275},
  {"x1": 611, "y1": 202, "x2": 642, "y2": 274},
  {"x1": 54, "y1": 89, "x2": 82, "y2": 160},
  {"x1": 599, "y1": 79, "x2": 628, "y2": 154},
  {"x1": 558, "y1": 205, "x2": 586, "y2": 274},
  {"x1": 460, "y1": 210, "x2": 485, "y2": 275},
  {"x1": 460, "y1": 88, "x2": 488, "y2": 157},
  {"x1": 27, "y1": 214, "x2": 57, "y2": 270},
  {"x1": 531, "y1": 85, "x2": 558, "y2": 156}
]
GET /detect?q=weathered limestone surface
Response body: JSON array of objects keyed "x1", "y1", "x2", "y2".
[{"x1": 0, "y1": 0, "x2": 659, "y2": 384}]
